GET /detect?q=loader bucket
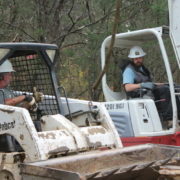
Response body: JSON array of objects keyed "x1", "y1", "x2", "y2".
[{"x1": 20, "y1": 144, "x2": 180, "y2": 180}]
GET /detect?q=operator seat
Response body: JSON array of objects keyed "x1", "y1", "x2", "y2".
[{"x1": 118, "y1": 59, "x2": 131, "y2": 99}]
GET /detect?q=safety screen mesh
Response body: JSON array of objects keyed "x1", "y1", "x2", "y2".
[{"x1": 9, "y1": 53, "x2": 59, "y2": 120}]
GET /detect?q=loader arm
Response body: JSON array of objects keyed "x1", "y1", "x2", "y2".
[{"x1": 0, "y1": 103, "x2": 121, "y2": 162}]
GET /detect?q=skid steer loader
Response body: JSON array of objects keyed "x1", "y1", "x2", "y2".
[
  {"x1": 0, "y1": 43, "x2": 180, "y2": 180},
  {"x1": 0, "y1": 42, "x2": 122, "y2": 180},
  {"x1": 101, "y1": 0, "x2": 180, "y2": 147}
]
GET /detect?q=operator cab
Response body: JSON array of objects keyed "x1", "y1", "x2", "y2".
[
  {"x1": 0, "y1": 43, "x2": 115, "y2": 152},
  {"x1": 101, "y1": 26, "x2": 170, "y2": 102},
  {"x1": 0, "y1": 43, "x2": 64, "y2": 117},
  {"x1": 0, "y1": 43, "x2": 63, "y2": 152},
  {"x1": 101, "y1": 25, "x2": 180, "y2": 141}
]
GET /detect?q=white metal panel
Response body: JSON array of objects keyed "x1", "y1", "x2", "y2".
[
  {"x1": 168, "y1": 0, "x2": 180, "y2": 68},
  {"x1": 0, "y1": 105, "x2": 46, "y2": 161},
  {"x1": 103, "y1": 100, "x2": 130, "y2": 115},
  {"x1": 128, "y1": 99, "x2": 175, "y2": 136},
  {"x1": 128, "y1": 99, "x2": 154, "y2": 136},
  {"x1": 80, "y1": 126, "x2": 115, "y2": 148},
  {"x1": 128, "y1": 99, "x2": 167, "y2": 136},
  {"x1": 41, "y1": 114, "x2": 89, "y2": 151},
  {"x1": 38, "y1": 130, "x2": 80, "y2": 153},
  {"x1": 144, "y1": 100, "x2": 163, "y2": 131}
]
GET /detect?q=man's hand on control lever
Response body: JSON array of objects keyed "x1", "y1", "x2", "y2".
[
  {"x1": 23, "y1": 87, "x2": 43, "y2": 111},
  {"x1": 140, "y1": 82, "x2": 157, "y2": 90},
  {"x1": 33, "y1": 87, "x2": 44, "y2": 103},
  {"x1": 24, "y1": 95, "x2": 38, "y2": 111}
]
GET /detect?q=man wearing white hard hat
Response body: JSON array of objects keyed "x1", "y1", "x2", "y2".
[
  {"x1": 123, "y1": 45, "x2": 158, "y2": 91},
  {"x1": 0, "y1": 60, "x2": 43, "y2": 110},
  {"x1": 123, "y1": 45, "x2": 180, "y2": 126}
]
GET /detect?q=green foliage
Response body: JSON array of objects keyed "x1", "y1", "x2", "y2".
[{"x1": 0, "y1": 0, "x2": 177, "y2": 101}]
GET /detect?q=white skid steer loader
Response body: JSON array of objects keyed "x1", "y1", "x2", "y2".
[{"x1": 0, "y1": 42, "x2": 122, "y2": 180}]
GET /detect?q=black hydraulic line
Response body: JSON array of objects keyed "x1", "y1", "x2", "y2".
[{"x1": 58, "y1": 86, "x2": 73, "y2": 121}]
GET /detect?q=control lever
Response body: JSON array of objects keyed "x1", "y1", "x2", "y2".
[
  {"x1": 37, "y1": 106, "x2": 43, "y2": 121},
  {"x1": 33, "y1": 106, "x2": 43, "y2": 132},
  {"x1": 89, "y1": 105, "x2": 99, "y2": 120},
  {"x1": 155, "y1": 99, "x2": 166, "y2": 103}
]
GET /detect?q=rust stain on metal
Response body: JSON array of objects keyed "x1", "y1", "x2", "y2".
[
  {"x1": 85, "y1": 136, "x2": 102, "y2": 148},
  {"x1": 85, "y1": 118, "x2": 90, "y2": 126},
  {"x1": 0, "y1": 154, "x2": 6, "y2": 171},
  {"x1": 48, "y1": 146, "x2": 69, "y2": 154},
  {"x1": 0, "y1": 107, "x2": 15, "y2": 114},
  {"x1": 20, "y1": 134, "x2": 24, "y2": 140},
  {"x1": 73, "y1": 136, "x2": 77, "y2": 145},
  {"x1": 62, "y1": 130, "x2": 68, "y2": 136},
  {"x1": 38, "y1": 132, "x2": 56, "y2": 139},
  {"x1": 88, "y1": 127, "x2": 106, "y2": 135}
]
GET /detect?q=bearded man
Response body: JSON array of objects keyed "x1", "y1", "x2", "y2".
[{"x1": 123, "y1": 45, "x2": 180, "y2": 127}]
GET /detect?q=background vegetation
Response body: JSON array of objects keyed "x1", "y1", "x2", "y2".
[{"x1": 0, "y1": 0, "x2": 176, "y2": 101}]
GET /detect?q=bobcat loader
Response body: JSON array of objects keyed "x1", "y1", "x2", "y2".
[
  {"x1": 101, "y1": 0, "x2": 180, "y2": 147},
  {"x1": 0, "y1": 42, "x2": 123, "y2": 180},
  {"x1": 0, "y1": 43, "x2": 179, "y2": 180}
]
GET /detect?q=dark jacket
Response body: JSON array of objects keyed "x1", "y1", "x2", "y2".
[
  {"x1": 123, "y1": 63, "x2": 153, "y2": 99},
  {"x1": 124, "y1": 63, "x2": 153, "y2": 84}
]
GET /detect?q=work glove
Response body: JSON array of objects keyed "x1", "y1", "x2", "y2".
[
  {"x1": 140, "y1": 82, "x2": 157, "y2": 90},
  {"x1": 24, "y1": 95, "x2": 38, "y2": 112},
  {"x1": 33, "y1": 87, "x2": 44, "y2": 103}
]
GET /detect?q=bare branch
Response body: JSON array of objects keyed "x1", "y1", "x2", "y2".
[
  {"x1": 0, "y1": 20, "x2": 39, "y2": 42},
  {"x1": 51, "y1": 9, "x2": 115, "y2": 44},
  {"x1": 60, "y1": 42, "x2": 87, "y2": 50},
  {"x1": 68, "y1": 0, "x2": 75, "y2": 25},
  {"x1": 68, "y1": 0, "x2": 81, "y2": 33},
  {"x1": 92, "y1": 0, "x2": 121, "y2": 91},
  {"x1": 86, "y1": 0, "x2": 92, "y2": 22},
  {"x1": 75, "y1": 88, "x2": 89, "y2": 98}
]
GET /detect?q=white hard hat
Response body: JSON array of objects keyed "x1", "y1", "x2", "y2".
[
  {"x1": 0, "y1": 60, "x2": 15, "y2": 73},
  {"x1": 128, "y1": 46, "x2": 146, "y2": 58}
]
